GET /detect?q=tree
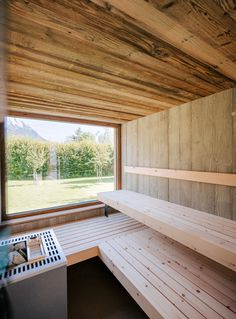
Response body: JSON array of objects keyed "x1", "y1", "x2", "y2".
[
  {"x1": 98, "y1": 128, "x2": 113, "y2": 144},
  {"x1": 90, "y1": 144, "x2": 112, "y2": 181},
  {"x1": 6, "y1": 137, "x2": 50, "y2": 180},
  {"x1": 70, "y1": 127, "x2": 95, "y2": 142},
  {"x1": 26, "y1": 141, "x2": 49, "y2": 184}
]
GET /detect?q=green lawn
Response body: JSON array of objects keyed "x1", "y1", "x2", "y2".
[{"x1": 7, "y1": 176, "x2": 114, "y2": 214}]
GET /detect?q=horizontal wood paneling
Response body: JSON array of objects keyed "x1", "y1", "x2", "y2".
[
  {"x1": 122, "y1": 88, "x2": 236, "y2": 220},
  {"x1": 7, "y1": 0, "x2": 236, "y2": 123}
]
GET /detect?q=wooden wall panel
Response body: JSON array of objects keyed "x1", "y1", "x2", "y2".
[
  {"x1": 0, "y1": 2, "x2": 7, "y2": 222},
  {"x1": 122, "y1": 88, "x2": 236, "y2": 220},
  {"x1": 137, "y1": 117, "x2": 150, "y2": 195},
  {"x1": 169, "y1": 103, "x2": 192, "y2": 207},
  {"x1": 191, "y1": 96, "x2": 216, "y2": 214},
  {"x1": 121, "y1": 124, "x2": 127, "y2": 190},
  {"x1": 149, "y1": 112, "x2": 169, "y2": 200},
  {"x1": 233, "y1": 89, "x2": 236, "y2": 220},
  {"x1": 214, "y1": 91, "x2": 233, "y2": 219},
  {"x1": 126, "y1": 121, "x2": 138, "y2": 192}
]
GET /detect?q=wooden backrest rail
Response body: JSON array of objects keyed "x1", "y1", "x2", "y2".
[{"x1": 125, "y1": 166, "x2": 236, "y2": 187}]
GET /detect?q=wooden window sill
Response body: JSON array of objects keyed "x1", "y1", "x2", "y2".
[{"x1": 1, "y1": 203, "x2": 106, "y2": 233}]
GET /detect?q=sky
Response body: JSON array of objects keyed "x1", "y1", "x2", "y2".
[{"x1": 9, "y1": 116, "x2": 113, "y2": 143}]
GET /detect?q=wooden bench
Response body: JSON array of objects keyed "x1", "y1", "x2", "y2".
[
  {"x1": 99, "y1": 228, "x2": 236, "y2": 319},
  {"x1": 49, "y1": 207, "x2": 236, "y2": 318},
  {"x1": 53, "y1": 212, "x2": 146, "y2": 265},
  {"x1": 98, "y1": 190, "x2": 236, "y2": 271}
]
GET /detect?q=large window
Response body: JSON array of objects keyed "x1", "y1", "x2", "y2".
[{"x1": 5, "y1": 116, "x2": 117, "y2": 215}]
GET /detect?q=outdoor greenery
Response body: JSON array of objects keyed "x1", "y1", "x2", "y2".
[
  {"x1": 6, "y1": 127, "x2": 115, "y2": 213},
  {"x1": 7, "y1": 176, "x2": 114, "y2": 213},
  {"x1": 6, "y1": 134, "x2": 114, "y2": 181}
]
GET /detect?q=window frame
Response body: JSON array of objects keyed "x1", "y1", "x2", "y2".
[{"x1": 2, "y1": 112, "x2": 121, "y2": 220}]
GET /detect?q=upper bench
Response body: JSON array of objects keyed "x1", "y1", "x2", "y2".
[{"x1": 98, "y1": 190, "x2": 236, "y2": 272}]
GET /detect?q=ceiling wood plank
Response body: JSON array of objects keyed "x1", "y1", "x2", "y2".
[
  {"x1": 214, "y1": 0, "x2": 236, "y2": 23},
  {"x1": 90, "y1": 0, "x2": 236, "y2": 80},
  {"x1": 6, "y1": 0, "x2": 236, "y2": 123}
]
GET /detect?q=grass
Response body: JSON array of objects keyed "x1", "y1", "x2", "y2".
[{"x1": 6, "y1": 176, "x2": 114, "y2": 214}]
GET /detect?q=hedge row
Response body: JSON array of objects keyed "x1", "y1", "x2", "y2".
[{"x1": 7, "y1": 137, "x2": 114, "y2": 180}]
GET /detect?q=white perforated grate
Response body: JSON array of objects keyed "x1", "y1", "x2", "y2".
[{"x1": 0, "y1": 229, "x2": 66, "y2": 285}]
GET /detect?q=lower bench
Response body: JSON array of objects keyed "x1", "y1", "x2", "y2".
[
  {"x1": 99, "y1": 228, "x2": 236, "y2": 319},
  {"x1": 98, "y1": 190, "x2": 236, "y2": 271}
]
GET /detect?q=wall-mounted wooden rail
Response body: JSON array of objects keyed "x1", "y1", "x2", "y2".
[{"x1": 125, "y1": 166, "x2": 236, "y2": 187}]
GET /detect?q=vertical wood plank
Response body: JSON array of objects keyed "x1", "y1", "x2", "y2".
[
  {"x1": 191, "y1": 96, "x2": 215, "y2": 214},
  {"x1": 232, "y1": 88, "x2": 236, "y2": 221},
  {"x1": 169, "y1": 103, "x2": 192, "y2": 206},
  {"x1": 121, "y1": 124, "x2": 127, "y2": 190},
  {"x1": 0, "y1": 2, "x2": 6, "y2": 222},
  {"x1": 169, "y1": 106, "x2": 181, "y2": 204},
  {"x1": 137, "y1": 116, "x2": 150, "y2": 195},
  {"x1": 156, "y1": 111, "x2": 169, "y2": 200},
  {"x1": 149, "y1": 113, "x2": 159, "y2": 198},
  {"x1": 214, "y1": 90, "x2": 233, "y2": 219},
  {"x1": 126, "y1": 120, "x2": 138, "y2": 192},
  {"x1": 179, "y1": 103, "x2": 192, "y2": 207}
]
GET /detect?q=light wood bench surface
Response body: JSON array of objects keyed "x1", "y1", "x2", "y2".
[
  {"x1": 98, "y1": 190, "x2": 236, "y2": 271},
  {"x1": 99, "y1": 228, "x2": 236, "y2": 319},
  {"x1": 53, "y1": 211, "x2": 236, "y2": 318},
  {"x1": 53, "y1": 212, "x2": 146, "y2": 265}
]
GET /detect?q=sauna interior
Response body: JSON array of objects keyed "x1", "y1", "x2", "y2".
[{"x1": 0, "y1": 1, "x2": 236, "y2": 318}]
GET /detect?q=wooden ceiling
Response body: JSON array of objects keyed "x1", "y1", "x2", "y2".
[{"x1": 7, "y1": 0, "x2": 236, "y2": 124}]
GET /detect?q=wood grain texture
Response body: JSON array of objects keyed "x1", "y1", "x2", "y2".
[
  {"x1": 3, "y1": 204, "x2": 105, "y2": 234},
  {"x1": 233, "y1": 88, "x2": 236, "y2": 220},
  {"x1": 98, "y1": 190, "x2": 236, "y2": 271},
  {"x1": 7, "y1": 0, "x2": 236, "y2": 123},
  {"x1": 137, "y1": 116, "x2": 150, "y2": 195},
  {"x1": 100, "y1": 228, "x2": 236, "y2": 319},
  {"x1": 53, "y1": 212, "x2": 146, "y2": 265},
  {"x1": 0, "y1": 1, "x2": 6, "y2": 222},
  {"x1": 125, "y1": 167, "x2": 236, "y2": 187},
  {"x1": 125, "y1": 121, "x2": 137, "y2": 191},
  {"x1": 91, "y1": 0, "x2": 236, "y2": 80},
  {"x1": 121, "y1": 125, "x2": 127, "y2": 190},
  {"x1": 122, "y1": 88, "x2": 236, "y2": 220}
]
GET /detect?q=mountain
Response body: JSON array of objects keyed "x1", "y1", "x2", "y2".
[{"x1": 7, "y1": 118, "x2": 45, "y2": 141}]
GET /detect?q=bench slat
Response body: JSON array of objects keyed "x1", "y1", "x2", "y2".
[{"x1": 53, "y1": 212, "x2": 146, "y2": 265}]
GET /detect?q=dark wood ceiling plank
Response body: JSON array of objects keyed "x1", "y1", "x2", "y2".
[
  {"x1": 7, "y1": 95, "x2": 138, "y2": 123},
  {"x1": 147, "y1": 0, "x2": 236, "y2": 61},
  {"x1": 6, "y1": 0, "x2": 236, "y2": 123},
  {"x1": 9, "y1": 51, "x2": 187, "y2": 108},
  {"x1": 88, "y1": 0, "x2": 236, "y2": 80},
  {"x1": 214, "y1": 0, "x2": 236, "y2": 23},
  {"x1": 9, "y1": 0, "x2": 235, "y2": 93},
  {"x1": 8, "y1": 30, "x2": 198, "y2": 107},
  {"x1": 8, "y1": 19, "x2": 209, "y2": 103},
  {"x1": 8, "y1": 94, "x2": 146, "y2": 119},
  {"x1": 9, "y1": 57, "x2": 168, "y2": 113},
  {"x1": 8, "y1": 80, "x2": 161, "y2": 118}
]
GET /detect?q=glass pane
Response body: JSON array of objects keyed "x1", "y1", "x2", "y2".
[{"x1": 6, "y1": 116, "x2": 115, "y2": 214}]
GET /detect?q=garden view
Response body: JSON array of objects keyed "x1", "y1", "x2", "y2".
[{"x1": 6, "y1": 118, "x2": 115, "y2": 214}]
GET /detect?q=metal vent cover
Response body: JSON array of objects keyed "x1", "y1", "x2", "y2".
[{"x1": 0, "y1": 229, "x2": 66, "y2": 285}]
